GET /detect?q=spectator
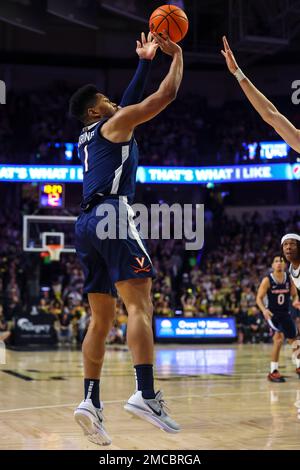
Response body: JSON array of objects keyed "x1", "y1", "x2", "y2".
[
  {"x1": 181, "y1": 293, "x2": 197, "y2": 317},
  {"x1": 58, "y1": 312, "x2": 73, "y2": 345},
  {"x1": 107, "y1": 321, "x2": 125, "y2": 345}
]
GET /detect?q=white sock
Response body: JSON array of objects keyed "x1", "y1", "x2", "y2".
[
  {"x1": 271, "y1": 362, "x2": 279, "y2": 373},
  {"x1": 296, "y1": 359, "x2": 300, "y2": 369}
]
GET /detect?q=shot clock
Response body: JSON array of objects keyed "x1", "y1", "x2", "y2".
[{"x1": 39, "y1": 183, "x2": 65, "y2": 208}]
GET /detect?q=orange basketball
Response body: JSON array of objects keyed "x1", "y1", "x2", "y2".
[{"x1": 149, "y1": 4, "x2": 189, "y2": 43}]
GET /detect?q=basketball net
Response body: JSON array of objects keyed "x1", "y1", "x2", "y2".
[{"x1": 46, "y1": 244, "x2": 62, "y2": 262}]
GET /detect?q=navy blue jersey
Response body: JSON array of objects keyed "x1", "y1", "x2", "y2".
[
  {"x1": 78, "y1": 118, "x2": 139, "y2": 205},
  {"x1": 266, "y1": 272, "x2": 291, "y2": 316}
]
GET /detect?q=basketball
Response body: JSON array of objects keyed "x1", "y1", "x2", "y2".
[{"x1": 149, "y1": 4, "x2": 189, "y2": 43}]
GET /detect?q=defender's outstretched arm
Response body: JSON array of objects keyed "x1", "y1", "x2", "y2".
[{"x1": 221, "y1": 35, "x2": 300, "y2": 153}]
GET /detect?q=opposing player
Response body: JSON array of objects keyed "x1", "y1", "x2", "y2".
[
  {"x1": 221, "y1": 36, "x2": 300, "y2": 153},
  {"x1": 69, "y1": 32, "x2": 183, "y2": 445},
  {"x1": 282, "y1": 234, "x2": 300, "y2": 286},
  {"x1": 256, "y1": 255, "x2": 300, "y2": 383},
  {"x1": 281, "y1": 234, "x2": 300, "y2": 413},
  {"x1": 281, "y1": 233, "x2": 300, "y2": 345}
]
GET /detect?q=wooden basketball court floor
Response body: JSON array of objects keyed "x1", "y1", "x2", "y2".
[{"x1": 0, "y1": 343, "x2": 300, "y2": 450}]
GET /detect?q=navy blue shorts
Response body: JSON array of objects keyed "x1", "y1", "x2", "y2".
[
  {"x1": 268, "y1": 314, "x2": 297, "y2": 339},
  {"x1": 75, "y1": 197, "x2": 155, "y2": 298}
]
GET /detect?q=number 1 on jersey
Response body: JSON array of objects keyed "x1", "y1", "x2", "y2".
[{"x1": 84, "y1": 145, "x2": 89, "y2": 172}]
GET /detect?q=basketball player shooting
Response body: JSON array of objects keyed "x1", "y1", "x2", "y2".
[
  {"x1": 69, "y1": 32, "x2": 183, "y2": 445},
  {"x1": 221, "y1": 36, "x2": 300, "y2": 153}
]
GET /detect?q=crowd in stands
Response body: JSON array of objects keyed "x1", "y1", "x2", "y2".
[
  {"x1": 1, "y1": 82, "x2": 300, "y2": 167},
  {"x1": 1, "y1": 204, "x2": 300, "y2": 346}
]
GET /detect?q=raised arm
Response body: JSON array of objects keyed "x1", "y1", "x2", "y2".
[
  {"x1": 221, "y1": 35, "x2": 300, "y2": 153},
  {"x1": 102, "y1": 34, "x2": 183, "y2": 142},
  {"x1": 119, "y1": 32, "x2": 158, "y2": 108}
]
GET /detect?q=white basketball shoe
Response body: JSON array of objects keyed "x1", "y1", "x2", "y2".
[
  {"x1": 124, "y1": 390, "x2": 181, "y2": 433},
  {"x1": 74, "y1": 399, "x2": 111, "y2": 446}
]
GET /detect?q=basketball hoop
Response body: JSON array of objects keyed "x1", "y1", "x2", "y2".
[{"x1": 46, "y1": 244, "x2": 63, "y2": 261}]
